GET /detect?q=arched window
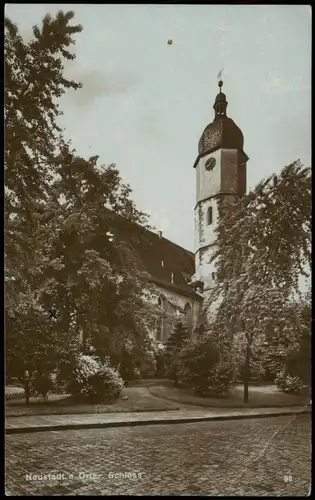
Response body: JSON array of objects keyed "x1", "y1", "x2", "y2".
[
  {"x1": 184, "y1": 302, "x2": 192, "y2": 316},
  {"x1": 184, "y1": 303, "x2": 193, "y2": 333},
  {"x1": 207, "y1": 207, "x2": 213, "y2": 225}
]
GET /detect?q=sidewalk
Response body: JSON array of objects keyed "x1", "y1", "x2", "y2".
[{"x1": 6, "y1": 405, "x2": 310, "y2": 434}]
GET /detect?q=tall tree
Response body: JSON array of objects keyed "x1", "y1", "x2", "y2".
[
  {"x1": 5, "y1": 11, "x2": 83, "y2": 401},
  {"x1": 5, "y1": 11, "x2": 82, "y2": 219},
  {"x1": 207, "y1": 161, "x2": 311, "y2": 402},
  {"x1": 31, "y1": 145, "x2": 160, "y2": 370},
  {"x1": 5, "y1": 10, "x2": 82, "y2": 329}
]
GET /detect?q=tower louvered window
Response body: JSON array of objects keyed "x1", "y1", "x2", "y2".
[{"x1": 207, "y1": 207, "x2": 213, "y2": 225}]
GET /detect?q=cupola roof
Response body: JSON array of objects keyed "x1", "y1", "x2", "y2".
[{"x1": 197, "y1": 80, "x2": 245, "y2": 156}]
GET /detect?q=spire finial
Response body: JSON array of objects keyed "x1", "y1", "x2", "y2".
[
  {"x1": 217, "y1": 68, "x2": 224, "y2": 93},
  {"x1": 213, "y1": 70, "x2": 227, "y2": 119}
]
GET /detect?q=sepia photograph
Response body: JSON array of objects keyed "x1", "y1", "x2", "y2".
[{"x1": 5, "y1": 3, "x2": 311, "y2": 496}]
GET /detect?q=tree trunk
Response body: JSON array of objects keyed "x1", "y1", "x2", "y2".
[
  {"x1": 82, "y1": 325, "x2": 87, "y2": 354},
  {"x1": 244, "y1": 343, "x2": 250, "y2": 403},
  {"x1": 24, "y1": 379, "x2": 30, "y2": 406}
]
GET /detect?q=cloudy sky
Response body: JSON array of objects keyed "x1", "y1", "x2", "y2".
[{"x1": 6, "y1": 4, "x2": 311, "y2": 253}]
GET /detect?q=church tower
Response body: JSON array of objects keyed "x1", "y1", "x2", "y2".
[{"x1": 193, "y1": 79, "x2": 248, "y2": 298}]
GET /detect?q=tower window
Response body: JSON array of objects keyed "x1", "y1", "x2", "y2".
[
  {"x1": 207, "y1": 207, "x2": 213, "y2": 225},
  {"x1": 171, "y1": 272, "x2": 174, "y2": 283},
  {"x1": 161, "y1": 260, "x2": 164, "y2": 267}
]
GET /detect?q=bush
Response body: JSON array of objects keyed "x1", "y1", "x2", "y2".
[
  {"x1": 285, "y1": 340, "x2": 311, "y2": 386},
  {"x1": 60, "y1": 354, "x2": 124, "y2": 403},
  {"x1": 89, "y1": 363, "x2": 124, "y2": 401},
  {"x1": 274, "y1": 334, "x2": 311, "y2": 395},
  {"x1": 30, "y1": 372, "x2": 55, "y2": 401},
  {"x1": 118, "y1": 339, "x2": 155, "y2": 382},
  {"x1": 119, "y1": 342, "x2": 136, "y2": 382},
  {"x1": 275, "y1": 370, "x2": 305, "y2": 394},
  {"x1": 261, "y1": 356, "x2": 284, "y2": 384},
  {"x1": 139, "y1": 349, "x2": 157, "y2": 379},
  {"x1": 133, "y1": 367, "x2": 141, "y2": 379},
  {"x1": 176, "y1": 334, "x2": 227, "y2": 395},
  {"x1": 207, "y1": 361, "x2": 236, "y2": 396},
  {"x1": 164, "y1": 321, "x2": 189, "y2": 383},
  {"x1": 155, "y1": 346, "x2": 167, "y2": 378},
  {"x1": 165, "y1": 320, "x2": 189, "y2": 357},
  {"x1": 165, "y1": 353, "x2": 180, "y2": 383},
  {"x1": 236, "y1": 359, "x2": 266, "y2": 385}
]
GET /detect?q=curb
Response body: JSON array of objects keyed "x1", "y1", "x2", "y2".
[
  {"x1": 147, "y1": 386, "x2": 310, "y2": 409},
  {"x1": 6, "y1": 407, "x2": 181, "y2": 418},
  {"x1": 5, "y1": 408, "x2": 311, "y2": 435}
]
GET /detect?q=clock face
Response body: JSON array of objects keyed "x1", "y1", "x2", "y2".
[{"x1": 205, "y1": 157, "x2": 216, "y2": 171}]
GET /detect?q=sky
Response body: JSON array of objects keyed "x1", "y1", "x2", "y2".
[{"x1": 6, "y1": 4, "x2": 311, "y2": 255}]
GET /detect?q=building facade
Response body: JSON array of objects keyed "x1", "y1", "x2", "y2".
[
  {"x1": 118, "y1": 79, "x2": 248, "y2": 343},
  {"x1": 126, "y1": 226, "x2": 203, "y2": 343}
]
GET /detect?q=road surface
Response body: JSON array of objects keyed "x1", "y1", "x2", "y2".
[{"x1": 5, "y1": 414, "x2": 311, "y2": 496}]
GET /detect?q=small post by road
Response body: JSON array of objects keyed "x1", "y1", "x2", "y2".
[{"x1": 24, "y1": 370, "x2": 30, "y2": 406}]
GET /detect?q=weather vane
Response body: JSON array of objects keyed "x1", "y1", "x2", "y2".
[{"x1": 217, "y1": 68, "x2": 224, "y2": 91}]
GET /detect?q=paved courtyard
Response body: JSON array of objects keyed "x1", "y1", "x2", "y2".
[{"x1": 5, "y1": 414, "x2": 311, "y2": 496}]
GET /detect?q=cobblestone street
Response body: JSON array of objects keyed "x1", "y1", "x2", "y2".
[{"x1": 5, "y1": 414, "x2": 311, "y2": 496}]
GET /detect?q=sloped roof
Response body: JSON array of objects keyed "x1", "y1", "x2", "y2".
[
  {"x1": 112, "y1": 215, "x2": 201, "y2": 300},
  {"x1": 198, "y1": 117, "x2": 244, "y2": 157}
]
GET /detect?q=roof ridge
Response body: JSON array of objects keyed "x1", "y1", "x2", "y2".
[
  {"x1": 103, "y1": 207, "x2": 193, "y2": 256},
  {"x1": 149, "y1": 230, "x2": 194, "y2": 256}
]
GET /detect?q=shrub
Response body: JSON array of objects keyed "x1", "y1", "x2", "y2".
[
  {"x1": 139, "y1": 349, "x2": 157, "y2": 379},
  {"x1": 151, "y1": 343, "x2": 168, "y2": 378},
  {"x1": 176, "y1": 334, "x2": 222, "y2": 394},
  {"x1": 165, "y1": 353, "x2": 180, "y2": 383},
  {"x1": 89, "y1": 363, "x2": 124, "y2": 401},
  {"x1": 164, "y1": 321, "x2": 189, "y2": 382},
  {"x1": 274, "y1": 334, "x2": 311, "y2": 395},
  {"x1": 119, "y1": 340, "x2": 139, "y2": 382},
  {"x1": 261, "y1": 355, "x2": 284, "y2": 384},
  {"x1": 275, "y1": 370, "x2": 305, "y2": 394},
  {"x1": 285, "y1": 338, "x2": 311, "y2": 386},
  {"x1": 165, "y1": 320, "x2": 189, "y2": 357},
  {"x1": 134, "y1": 367, "x2": 141, "y2": 379},
  {"x1": 30, "y1": 372, "x2": 55, "y2": 401},
  {"x1": 61, "y1": 354, "x2": 124, "y2": 402},
  {"x1": 207, "y1": 360, "x2": 236, "y2": 396},
  {"x1": 236, "y1": 359, "x2": 266, "y2": 385}
]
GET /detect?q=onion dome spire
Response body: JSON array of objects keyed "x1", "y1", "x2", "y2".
[{"x1": 213, "y1": 79, "x2": 228, "y2": 119}]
